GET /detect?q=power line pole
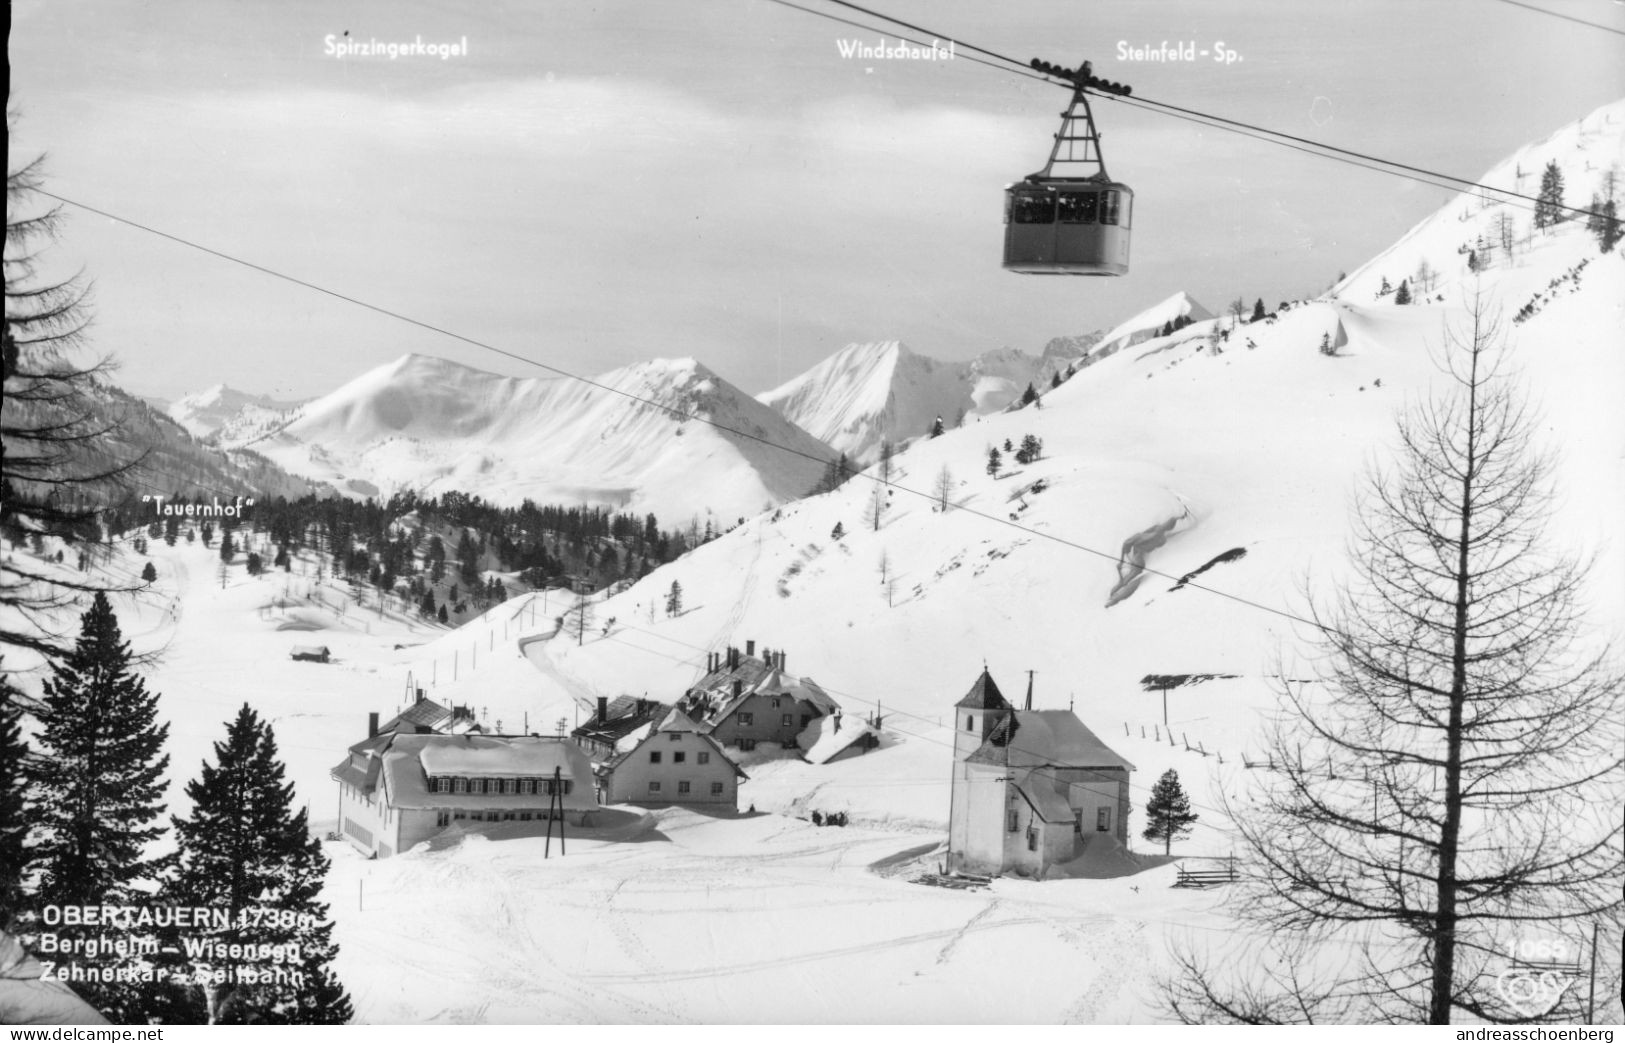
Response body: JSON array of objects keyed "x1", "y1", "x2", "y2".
[{"x1": 544, "y1": 766, "x2": 567, "y2": 858}]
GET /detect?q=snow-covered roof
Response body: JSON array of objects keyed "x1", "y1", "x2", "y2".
[
  {"x1": 1014, "y1": 781, "x2": 1077, "y2": 825},
  {"x1": 0, "y1": 933, "x2": 109, "y2": 1024},
  {"x1": 333, "y1": 733, "x2": 599, "y2": 812},
  {"x1": 415, "y1": 735, "x2": 587, "y2": 777},
  {"x1": 967, "y1": 710, "x2": 1135, "y2": 771},
  {"x1": 380, "y1": 695, "x2": 452, "y2": 734},
  {"x1": 604, "y1": 713, "x2": 747, "y2": 779},
  {"x1": 571, "y1": 699, "x2": 668, "y2": 747},
  {"x1": 655, "y1": 707, "x2": 703, "y2": 732},
  {"x1": 795, "y1": 714, "x2": 880, "y2": 765}
]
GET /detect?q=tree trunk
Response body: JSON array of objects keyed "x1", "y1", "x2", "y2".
[{"x1": 1430, "y1": 317, "x2": 1482, "y2": 1024}]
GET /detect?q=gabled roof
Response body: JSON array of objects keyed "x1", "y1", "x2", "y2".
[
  {"x1": 956, "y1": 668, "x2": 1011, "y2": 711},
  {"x1": 965, "y1": 709, "x2": 1135, "y2": 771},
  {"x1": 694, "y1": 654, "x2": 775, "y2": 697},
  {"x1": 795, "y1": 713, "x2": 880, "y2": 765},
  {"x1": 571, "y1": 700, "x2": 669, "y2": 746},
  {"x1": 378, "y1": 695, "x2": 453, "y2": 735},
  {"x1": 604, "y1": 712, "x2": 748, "y2": 779},
  {"x1": 655, "y1": 707, "x2": 703, "y2": 732}
]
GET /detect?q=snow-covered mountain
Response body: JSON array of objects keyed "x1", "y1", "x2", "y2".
[
  {"x1": 167, "y1": 383, "x2": 304, "y2": 441},
  {"x1": 526, "y1": 98, "x2": 1624, "y2": 829},
  {"x1": 247, "y1": 353, "x2": 836, "y2": 523},
  {"x1": 15, "y1": 98, "x2": 1621, "y2": 1029},
  {"x1": 757, "y1": 341, "x2": 1068, "y2": 465},
  {"x1": 1084, "y1": 290, "x2": 1214, "y2": 363}
]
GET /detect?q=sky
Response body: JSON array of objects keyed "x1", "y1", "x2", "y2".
[{"x1": 9, "y1": 0, "x2": 1625, "y2": 403}]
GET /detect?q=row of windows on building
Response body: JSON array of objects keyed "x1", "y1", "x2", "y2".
[
  {"x1": 433, "y1": 808, "x2": 570, "y2": 827},
  {"x1": 648, "y1": 749, "x2": 711, "y2": 765},
  {"x1": 648, "y1": 780, "x2": 727, "y2": 795},
  {"x1": 426, "y1": 776, "x2": 574, "y2": 795},
  {"x1": 732, "y1": 712, "x2": 807, "y2": 728}
]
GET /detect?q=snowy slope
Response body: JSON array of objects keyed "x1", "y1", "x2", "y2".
[
  {"x1": 8, "y1": 102, "x2": 1620, "y2": 1028},
  {"x1": 1336, "y1": 98, "x2": 1625, "y2": 309},
  {"x1": 533, "y1": 99, "x2": 1625, "y2": 844},
  {"x1": 758, "y1": 341, "x2": 1065, "y2": 465},
  {"x1": 1088, "y1": 291, "x2": 1214, "y2": 360},
  {"x1": 167, "y1": 383, "x2": 304, "y2": 441},
  {"x1": 248, "y1": 354, "x2": 836, "y2": 522}
]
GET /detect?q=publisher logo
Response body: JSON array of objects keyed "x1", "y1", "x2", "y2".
[{"x1": 1495, "y1": 967, "x2": 1575, "y2": 1018}]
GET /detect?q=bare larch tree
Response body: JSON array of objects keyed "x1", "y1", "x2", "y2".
[{"x1": 1164, "y1": 292, "x2": 1623, "y2": 1024}]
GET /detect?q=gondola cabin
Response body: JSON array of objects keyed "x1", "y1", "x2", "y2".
[
  {"x1": 1004, "y1": 58, "x2": 1134, "y2": 277},
  {"x1": 1003, "y1": 179, "x2": 1132, "y2": 275}
]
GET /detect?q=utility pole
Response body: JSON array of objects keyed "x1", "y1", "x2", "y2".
[{"x1": 544, "y1": 766, "x2": 567, "y2": 858}]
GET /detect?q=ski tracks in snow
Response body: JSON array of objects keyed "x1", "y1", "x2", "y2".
[{"x1": 934, "y1": 897, "x2": 1001, "y2": 965}]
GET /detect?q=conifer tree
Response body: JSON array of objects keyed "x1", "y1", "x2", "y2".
[
  {"x1": 1020, "y1": 383, "x2": 1039, "y2": 407},
  {"x1": 25, "y1": 593, "x2": 170, "y2": 1020},
  {"x1": 986, "y1": 447, "x2": 1002, "y2": 476},
  {"x1": 813, "y1": 453, "x2": 853, "y2": 496},
  {"x1": 141, "y1": 561, "x2": 157, "y2": 584},
  {"x1": 830, "y1": 521, "x2": 844, "y2": 541},
  {"x1": 1050, "y1": 371, "x2": 1063, "y2": 389},
  {"x1": 1142, "y1": 768, "x2": 1198, "y2": 855},
  {"x1": 1584, "y1": 193, "x2": 1605, "y2": 235},
  {"x1": 1251, "y1": 298, "x2": 1266, "y2": 322},
  {"x1": 419, "y1": 589, "x2": 436, "y2": 618},
  {"x1": 929, "y1": 416, "x2": 945, "y2": 439},
  {"x1": 168, "y1": 705, "x2": 352, "y2": 1024},
  {"x1": 0, "y1": 669, "x2": 29, "y2": 927},
  {"x1": 665, "y1": 580, "x2": 683, "y2": 617},
  {"x1": 456, "y1": 529, "x2": 479, "y2": 587},
  {"x1": 1534, "y1": 159, "x2": 1565, "y2": 229},
  {"x1": 1394, "y1": 279, "x2": 1411, "y2": 305},
  {"x1": 1597, "y1": 199, "x2": 1621, "y2": 253}
]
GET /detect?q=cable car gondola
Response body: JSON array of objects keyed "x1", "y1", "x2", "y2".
[{"x1": 1004, "y1": 60, "x2": 1134, "y2": 277}]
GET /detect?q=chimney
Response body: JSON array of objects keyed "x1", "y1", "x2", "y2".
[
  {"x1": 732, "y1": 679, "x2": 743, "y2": 700},
  {"x1": 368, "y1": 712, "x2": 379, "y2": 739},
  {"x1": 746, "y1": 639, "x2": 756, "y2": 657},
  {"x1": 779, "y1": 651, "x2": 787, "y2": 671},
  {"x1": 416, "y1": 687, "x2": 425, "y2": 701},
  {"x1": 597, "y1": 696, "x2": 608, "y2": 723},
  {"x1": 729, "y1": 646, "x2": 738, "y2": 670}
]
